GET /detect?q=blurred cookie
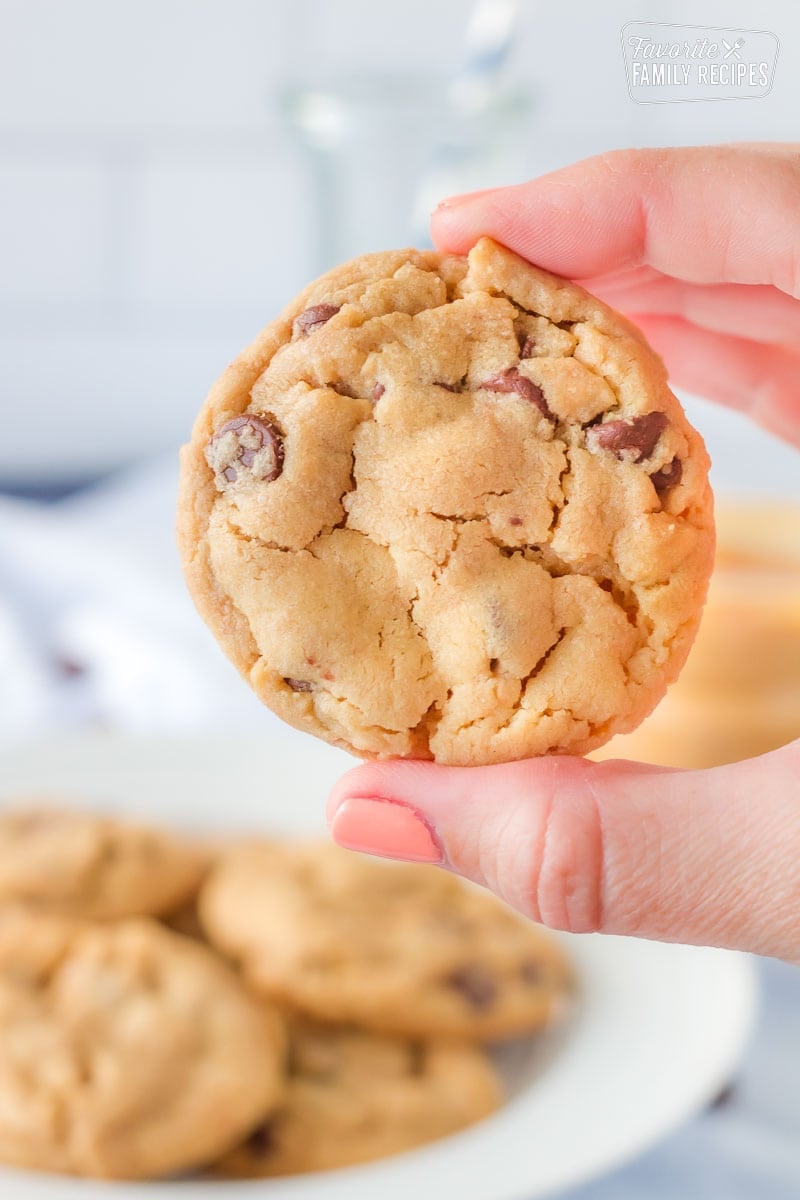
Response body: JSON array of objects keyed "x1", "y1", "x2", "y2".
[
  {"x1": 595, "y1": 687, "x2": 800, "y2": 769},
  {"x1": 200, "y1": 841, "x2": 571, "y2": 1040},
  {"x1": 211, "y1": 1019, "x2": 501, "y2": 1177},
  {"x1": 713, "y1": 502, "x2": 800, "y2": 571},
  {"x1": 178, "y1": 236, "x2": 713, "y2": 765},
  {"x1": 595, "y1": 502, "x2": 800, "y2": 768},
  {"x1": 0, "y1": 805, "x2": 206, "y2": 919},
  {"x1": 0, "y1": 909, "x2": 285, "y2": 1179},
  {"x1": 161, "y1": 899, "x2": 207, "y2": 942}
]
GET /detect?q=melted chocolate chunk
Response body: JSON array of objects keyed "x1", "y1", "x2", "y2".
[
  {"x1": 587, "y1": 412, "x2": 668, "y2": 462},
  {"x1": 447, "y1": 964, "x2": 498, "y2": 1011},
  {"x1": 650, "y1": 456, "x2": 683, "y2": 496},
  {"x1": 207, "y1": 415, "x2": 284, "y2": 489},
  {"x1": 328, "y1": 381, "x2": 358, "y2": 398},
  {"x1": 372, "y1": 381, "x2": 385, "y2": 402},
  {"x1": 483, "y1": 368, "x2": 552, "y2": 420},
  {"x1": 285, "y1": 678, "x2": 313, "y2": 692},
  {"x1": 293, "y1": 303, "x2": 341, "y2": 338}
]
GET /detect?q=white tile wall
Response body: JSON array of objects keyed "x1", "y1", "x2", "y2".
[
  {"x1": 1, "y1": 0, "x2": 798, "y2": 484},
  {"x1": 0, "y1": 161, "x2": 111, "y2": 301},
  {"x1": 0, "y1": 0, "x2": 292, "y2": 132},
  {"x1": 139, "y1": 152, "x2": 311, "y2": 307},
  {"x1": 0, "y1": 327, "x2": 248, "y2": 470}
]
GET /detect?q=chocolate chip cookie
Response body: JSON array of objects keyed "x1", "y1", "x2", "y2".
[
  {"x1": 0, "y1": 805, "x2": 206, "y2": 920},
  {"x1": 212, "y1": 1019, "x2": 501, "y2": 1177},
  {"x1": 199, "y1": 841, "x2": 572, "y2": 1040},
  {"x1": 0, "y1": 909, "x2": 285, "y2": 1179},
  {"x1": 178, "y1": 238, "x2": 713, "y2": 765}
]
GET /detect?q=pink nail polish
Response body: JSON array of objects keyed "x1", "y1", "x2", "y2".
[{"x1": 329, "y1": 798, "x2": 443, "y2": 865}]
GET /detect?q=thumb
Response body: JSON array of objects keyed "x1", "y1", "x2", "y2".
[{"x1": 327, "y1": 743, "x2": 800, "y2": 962}]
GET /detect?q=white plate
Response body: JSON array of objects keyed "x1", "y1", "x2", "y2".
[{"x1": 0, "y1": 734, "x2": 758, "y2": 1200}]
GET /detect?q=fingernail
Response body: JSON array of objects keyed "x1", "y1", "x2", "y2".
[
  {"x1": 329, "y1": 797, "x2": 444, "y2": 865},
  {"x1": 435, "y1": 190, "x2": 482, "y2": 212}
]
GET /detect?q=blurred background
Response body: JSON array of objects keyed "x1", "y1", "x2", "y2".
[
  {"x1": 1, "y1": 0, "x2": 798, "y2": 493},
  {"x1": 0, "y1": 0, "x2": 797, "y2": 743},
  {"x1": 0, "y1": 0, "x2": 799, "y2": 1194}
]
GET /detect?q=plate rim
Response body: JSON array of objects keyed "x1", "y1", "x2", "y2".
[{"x1": 0, "y1": 734, "x2": 760, "y2": 1200}]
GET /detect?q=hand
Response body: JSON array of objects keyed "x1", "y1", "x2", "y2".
[{"x1": 327, "y1": 145, "x2": 800, "y2": 964}]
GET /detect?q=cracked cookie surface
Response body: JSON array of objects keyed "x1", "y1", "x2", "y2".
[
  {"x1": 0, "y1": 909, "x2": 285, "y2": 1179},
  {"x1": 211, "y1": 1019, "x2": 501, "y2": 1177},
  {"x1": 199, "y1": 841, "x2": 572, "y2": 1041},
  {"x1": 178, "y1": 238, "x2": 714, "y2": 764}
]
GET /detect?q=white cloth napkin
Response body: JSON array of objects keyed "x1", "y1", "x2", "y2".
[{"x1": 0, "y1": 456, "x2": 269, "y2": 742}]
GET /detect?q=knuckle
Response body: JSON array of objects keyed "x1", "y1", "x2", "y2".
[
  {"x1": 540, "y1": 776, "x2": 606, "y2": 934},
  {"x1": 510, "y1": 759, "x2": 607, "y2": 935}
]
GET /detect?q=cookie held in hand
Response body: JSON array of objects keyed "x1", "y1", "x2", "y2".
[{"x1": 178, "y1": 238, "x2": 713, "y2": 765}]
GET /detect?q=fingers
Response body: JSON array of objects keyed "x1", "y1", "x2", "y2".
[
  {"x1": 328, "y1": 741, "x2": 800, "y2": 961},
  {"x1": 580, "y1": 270, "x2": 800, "y2": 347},
  {"x1": 432, "y1": 145, "x2": 800, "y2": 296},
  {"x1": 628, "y1": 314, "x2": 800, "y2": 447}
]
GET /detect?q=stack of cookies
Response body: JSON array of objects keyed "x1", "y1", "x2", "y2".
[
  {"x1": 594, "y1": 503, "x2": 800, "y2": 768},
  {"x1": 0, "y1": 804, "x2": 571, "y2": 1181}
]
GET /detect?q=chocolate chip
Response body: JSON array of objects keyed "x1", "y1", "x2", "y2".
[
  {"x1": 372, "y1": 382, "x2": 385, "y2": 402},
  {"x1": 508, "y1": 516, "x2": 523, "y2": 527},
  {"x1": 519, "y1": 336, "x2": 536, "y2": 359},
  {"x1": 293, "y1": 303, "x2": 340, "y2": 338},
  {"x1": 483, "y1": 368, "x2": 552, "y2": 420},
  {"x1": 447, "y1": 965, "x2": 498, "y2": 1010},
  {"x1": 285, "y1": 678, "x2": 313, "y2": 692},
  {"x1": 245, "y1": 1122, "x2": 275, "y2": 1156},
  {"x1": 206, "y1": 415, "x2": 284, "y2": 489},
  {"x1": 520, "y1": 960, "x2": 543, "y2": 985},
  {"x1": 587, "y1": 412, "x2": 668, "y2": 462},
  {"x1": 489, "y1": 657, "x2": 499, "y2": 672},
  {"x1": 328, "y1": 381, "x2": 358, "y2": 398},
  {"x1": 408, "y1": 1043, "x2": 426, "y2": 1076},
  {"x1": 650, "y1": 456, "x2": 683, "y2": 496}
]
